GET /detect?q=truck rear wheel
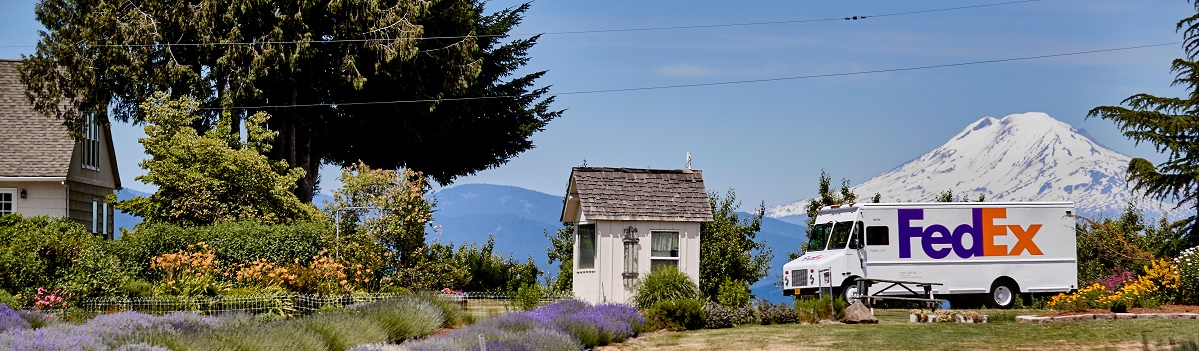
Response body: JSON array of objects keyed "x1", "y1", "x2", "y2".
[{"x1": 989, "y1": 280, "x2": 1018, "y2": 309}]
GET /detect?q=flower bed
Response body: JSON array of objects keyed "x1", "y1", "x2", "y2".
[{"x1": 399, "y1": 299, "x2": 646, "y2": 350}]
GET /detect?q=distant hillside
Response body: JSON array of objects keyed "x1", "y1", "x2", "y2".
[
  {"x1": 113, "y1": 188, "x2": 148, "y2": 237},
  {"x1": 431, "y1": 183, "x2": 805, "y2": 303}
]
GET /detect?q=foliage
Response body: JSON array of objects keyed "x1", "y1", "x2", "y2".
[
  {"x1": 545, "y1": 224, "x2": 575, "y2": 292},
  {"x1": 23, "y1": 0, "x2": 560, "y2": 201},
  {"x1": 326, "y1": 161, "x2": 436, "y2": 289},
  {"x1": 0, "y1": 292, "x2": 17, "y2": 310},
  {"x1": 401, "y1": 299, "x2": 643, "y2": 350},
  {"x1": 1086, "y1": 3, "x2": 1199, "y2": 247},
  {"x1": 115, "y1": 93, "x2": 321, "y2": 225},
  {"x1": 796, "y1": 170, "x2": 858, "y2": 258},
  {"x1": 795, "y1": 295, "x2": 846, "y2": 323},
  {"x1": 644, "y1": 298, "x2": 706, "y2": 331},
  {"x1": 632, "y1": 267, "x2": 701, "y2": 309},
  {"x1": 397, "y1": 243, "x2": 468, "y2": 291},
  {"x1": 1179, "y1": 246, "x2": 1199, "y2": 304},
  {"x1": 757, "y1": 299, "x2": 799, "y2": 325},
  {"x1": 702, "y1": 302, "x2": 760, "y2": 329},
  {"x1": 1050, "y1": 259, "x2": 1182, "y2": 310},
  {"x1": 1076, "y1": 203, "x2": 1188, "y2": 285},
  {"x1": 0, "y1": 215, "x2": 100, "y2": 297},
  {"x1": 356, "y1": 297, "x2": 445, "y2": 342},
  {"x1": 716, "y1": 279, "x2": 752, "y2": 308},
  {"x1": 510, "y1": 283, "x2": 543, "y2": 311},
  {"x1": 117, "y1": 220, "x2": 328, "y2": 281},
  {"x1": 150, "y1": 243, "x2": 229, "y2": 297},
  {"x1": 63, "y1": 244, "x2": 133, "y2": 300},
  {"x1": 454, "y1": 236, "x2": 541, "y2": 292},
  {"x1": 700, "y1": 189, "x2": 773, "y2": 301}
]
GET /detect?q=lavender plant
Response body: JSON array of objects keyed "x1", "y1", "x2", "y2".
[
  {"x1": 400, "y1": 299, "x2": 645, "y2": 350},
  {"x1": 0, "y1": 304, "x2": 30, "y2": 333}
]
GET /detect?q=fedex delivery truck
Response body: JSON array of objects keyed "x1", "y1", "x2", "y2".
[{"x1": 781, "y1": 202, "x2": 1077, "y2": 308}]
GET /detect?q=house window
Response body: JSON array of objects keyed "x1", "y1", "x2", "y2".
[
  {"x1": 82, "y1": 114, "x2": 99, "y2": 170},
  {"x1": 622, "y1": 226, "x2": 638, "y2": 278},
  {"x1": 866, "y1": 226, "x2": 889, "y2": 246},
  {"x1": 650, "y1": 231, "x2": 680, "y2": 270},
  {"x1": 578, "y1": 224, "x2": 596, "y2": 270},
  {"x1": 0, "y1": 190, "x2": 14, "y2": 214},
  {"x1": 91, "y1": 200, "x2": 98, "y2": 234}
]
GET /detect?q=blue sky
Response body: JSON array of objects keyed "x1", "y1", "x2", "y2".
[{"x1": 0, "y1": 0, "x2": 1190, "y2": 209}]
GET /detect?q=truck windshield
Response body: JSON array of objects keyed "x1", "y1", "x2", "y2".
[
  {"x1": 826, "y1": 221, "x2": 855, "y2": 250},
  {"x1": 804, "y1": 222, "x2": 832, "y2": 252}
]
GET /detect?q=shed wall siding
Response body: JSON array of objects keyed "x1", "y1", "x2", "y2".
[
  {"x1": 67, "y1": 181, "x2": 114, "y2": 239},
  {"x1": 573, "y1": 218, "x2": 701, "y2": 304}
]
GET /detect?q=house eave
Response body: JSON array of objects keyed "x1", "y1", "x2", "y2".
[{"x1": 0, "y1": 176, "x2": 67, "y2": 182}]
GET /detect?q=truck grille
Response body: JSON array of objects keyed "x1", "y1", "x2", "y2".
[{"x1": 791, "y1": 270, "x2": 808, "y2": 287}]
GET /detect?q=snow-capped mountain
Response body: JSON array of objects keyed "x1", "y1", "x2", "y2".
[{"x1": 768, "y1": 112, "x2": 1173, "y2": 219}]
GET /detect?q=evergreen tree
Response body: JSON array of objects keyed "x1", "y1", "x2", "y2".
[
  {"x1": 1087, "y1": 2, "x2": 1199, "y2": 247},
  {"x1": 21, "y1": 0, "x2": 560, "y2": 201}
]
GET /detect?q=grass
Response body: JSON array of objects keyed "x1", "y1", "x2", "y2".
[{"x1": 600, "y1": 309, "x2": 1199, "y2": 351}]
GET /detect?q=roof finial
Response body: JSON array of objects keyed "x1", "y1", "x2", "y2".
[{"x1": 686, "y1": 152, "x2": 692, "y2": 170}]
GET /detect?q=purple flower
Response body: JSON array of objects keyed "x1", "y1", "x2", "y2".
[{"x1": 0, "y1": 304, "x2": 30, "y2": 333}]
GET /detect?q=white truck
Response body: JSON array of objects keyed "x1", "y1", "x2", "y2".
[{"x1": 781, "y1": 202, "x2": 1078, "y2": 308}]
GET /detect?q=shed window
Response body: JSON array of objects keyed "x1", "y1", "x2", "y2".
[
  {"x1": 622, "y1": 227, "x2": 638, "y2": 278},
  {"x1": 578, "y1": 224, "x2": 596, "y2": 270},
  {"x1": 866, "y1": 226, "x2": 889, "y2": 246},
  {"x1": 0, "y1": 190, "x2": 14, "y2": 214},
  {"x1": 650, "y1": 231, "x2": 679, "y2": 270}
]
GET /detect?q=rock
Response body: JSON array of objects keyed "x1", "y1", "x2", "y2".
[{"x1": 840, "y1": 302, "x2": 878, "y2": 324}]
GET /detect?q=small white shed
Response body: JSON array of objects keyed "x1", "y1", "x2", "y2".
[{"x1": 560, "y1": 167, "x2": 713, "y2": 304}]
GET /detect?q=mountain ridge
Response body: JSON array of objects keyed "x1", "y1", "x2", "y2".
[{"x1": 767, "y1": 112, "x2": 1175, "y2": 219}]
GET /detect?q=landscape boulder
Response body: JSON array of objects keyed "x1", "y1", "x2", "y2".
[{"x1": 840, "y1": 302, "x2": 878, "y2": 324}]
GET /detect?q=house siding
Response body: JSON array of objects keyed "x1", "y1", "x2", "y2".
[
  {"x1": 0, "y1": 181, "x2": 68, "y2": 217},
  {"x1": 67, "y1": 181, "x2": 114, "y2": 239}
]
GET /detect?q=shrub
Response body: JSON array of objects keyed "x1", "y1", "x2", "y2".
[
  {"x1": 1177, "y1": 246, "x2": 1199, "y2": 304},
  {"x1": 64, "y1": 245, "x2": 133, "y2": 299},
  {"x1": 0, "y1": 304, "x2": 30, "y2": 333},
  {"x1": 703, "y1": 303, "x2": 735, "y2": 329},
  {"x1": 716, "y1": 279, "x2": 751, "y2": 308},
  {"x1": 413, "y1": 292, "x2": 467, "y2": 328},
  {"x1": 758, "y1": 300, "x2": 798, "y2": 325},
  {"x1": 356, "y1": 297, "x2": 444, "y2": 342},
  {"x1": 292, "y1": 311, "x2": 390, "y2": 351},
  {"x1": 1110, "y1": 298, "x2": 1128, "y2": 313},
  {"x1": 795, "y1": 295, "x2": 846, "y2": 324},
  {"x1": 510, "y1": 283, "x2": 543, "y2": 311},
  {"x1": 631, "y1": 267, "x2": 700, "y2": 309},
  {"x1": 0, "y1": 215, "x2": 101, "y2": 295},
  {"x1": 644, "y1": 298, "x2": 705, "y2": 331},
  {"x1": 402, "y1": 299, "x2": 642, "y2": 350},
  {"x1": 0, "y1": 290, "x2": 18, "y2": 309},
  {"x1": 117, "y1": 221, "x2": 327, "y2": 280}
]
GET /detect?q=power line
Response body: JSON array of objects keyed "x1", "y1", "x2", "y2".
[
  {"x1": 0, "y1": 0, "x2": 1038, "y2": 49},
  {"x1": 208, "y1": 42, "x2": 1180, "y2": 110}
]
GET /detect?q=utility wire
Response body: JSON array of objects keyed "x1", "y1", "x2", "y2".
[
  {"x1": 0, "y1": 0, "x2": 1037, "y2": 48},
  {"x1": 209, "y1": 42, "x2": 1180, "y2": 110}
]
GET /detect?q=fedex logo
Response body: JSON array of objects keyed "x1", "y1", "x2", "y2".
[{"x1": 898, "y1": 208, "x2": 1042, "y2": 259}]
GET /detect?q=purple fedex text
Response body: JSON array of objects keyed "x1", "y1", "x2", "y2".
[{"x1": 898, "y1": 208, "x2": 1043, "y2": 259}]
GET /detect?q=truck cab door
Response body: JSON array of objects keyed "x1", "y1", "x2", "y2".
[{"x1": 846, "y1": 220, "x2": 866, "y2": 277}]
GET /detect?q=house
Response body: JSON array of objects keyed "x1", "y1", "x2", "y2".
[
  {"x1": 560, "y1": 167, "x2": 713, "y2": 304},
  {"x1": 0, "y1": 59, "x2": 121, "y2": 239}
]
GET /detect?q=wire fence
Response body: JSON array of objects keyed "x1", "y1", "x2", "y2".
[{"x1": 79, "y1": 291, "x2": 574, "y2": 317}]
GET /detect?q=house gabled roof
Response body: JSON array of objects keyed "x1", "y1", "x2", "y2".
[
  {"x1": 0, "y1": 59, "x2": 120, "y2": 189},
  {"x1": 561, "y1": 167, "x2": 713, "y2": 223},
  {"x1": 0, "y1": 59, "x2": 76, "y2": 177}
]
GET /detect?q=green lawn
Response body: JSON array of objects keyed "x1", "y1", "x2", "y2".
[{"x1": 601, "y1": 309, "x2": 1199, "y2": 351}]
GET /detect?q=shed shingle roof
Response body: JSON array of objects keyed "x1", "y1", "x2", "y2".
[
  {"x1": 0, "y1": 59, "x2": 75, "y2": 177},
  {"x1": 565, "y1": 167, "x2": 713, "y2": 222}
]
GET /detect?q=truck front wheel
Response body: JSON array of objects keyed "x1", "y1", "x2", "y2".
[
  {"x1": 839, "y1": 279, "x2": 860, "y2": 303},
  {"x1": 989, "y1": 280, "x2": 1018, "y2": 309}
]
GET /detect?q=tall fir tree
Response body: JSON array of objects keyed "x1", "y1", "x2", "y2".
[
  {"x1": 1087, "y1": 1, "x2": 1199, "y2": 247},
  {"x1": 21, "y1": 0, "x2": 560, "y2": 201}
]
